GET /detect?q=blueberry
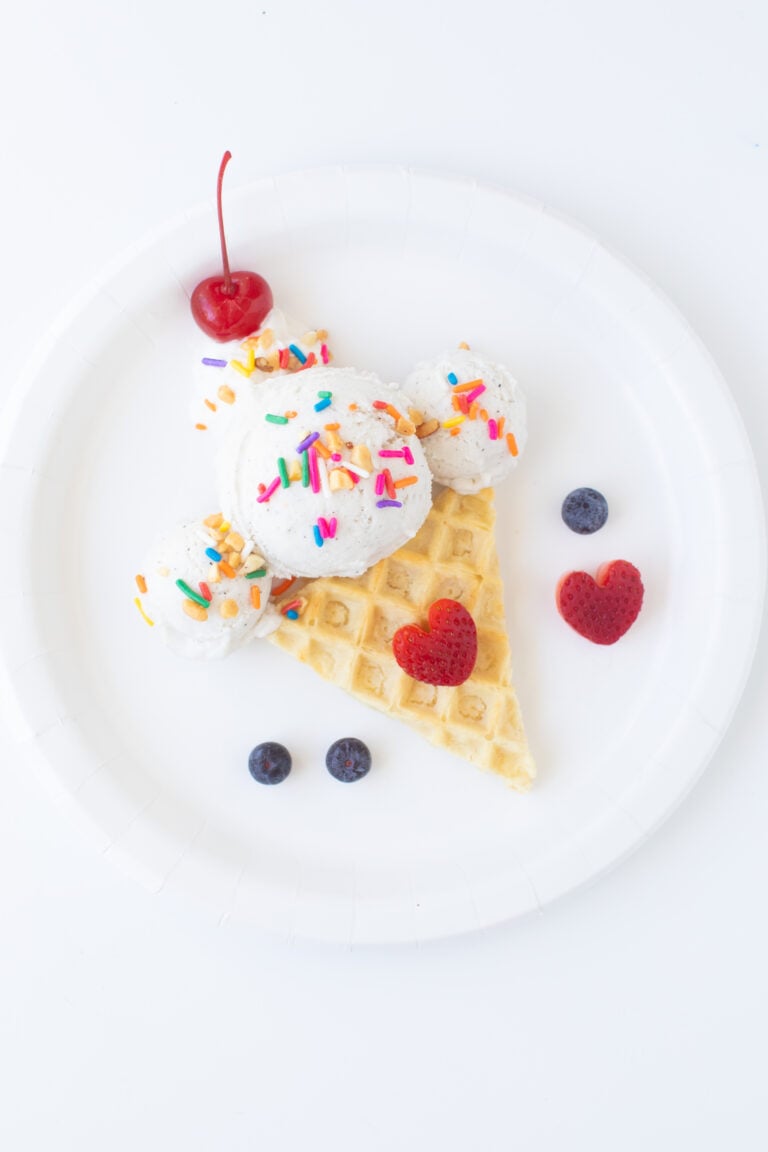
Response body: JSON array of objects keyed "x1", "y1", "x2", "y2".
[
  {"x1": 325, "y1": 737, "x2": 371, "y2": 783},
  {"x1": 248, "y1": 742, "x2": 292, "y2": 785},
  {"x1": 561, "y1": 487, "x2": 609, "y2": 534}
]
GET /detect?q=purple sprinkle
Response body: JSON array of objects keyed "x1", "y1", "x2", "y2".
[
  {"x1": 402, "y1": 445, "x2": 414, "y2": 465},
  {"x1": 202, "y1": 357, "x2": 228, "y2": 367},
  {"x1": 296, "y1": 431, "x2": 320, "y2": 454},
  {"x1": 376, "y1": 499, "x2": 402, "y2": 509}
]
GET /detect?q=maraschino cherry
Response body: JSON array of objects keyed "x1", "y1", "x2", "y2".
[{"x1": 190, "y1": 151, "x2": 273, "y2": 342}]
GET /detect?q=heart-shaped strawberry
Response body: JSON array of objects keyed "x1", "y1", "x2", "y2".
[
  {"x1": 392, "y1": 598, "x2": 478, "y2": 686},
  {"x1": 556, "y1": 559, "x2": 644, "y2": 645}
]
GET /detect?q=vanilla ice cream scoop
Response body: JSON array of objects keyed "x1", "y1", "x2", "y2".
[
  {"x1": 138, "y1": 518, "x2": 276, "y2": 659},
  {"x1": 191, "y1": 307, "x2": 334, "y2": 441},
  {"x1": 216, "y1": 366, "x2": 433, "y2": 578},
  {"x1": 404, "y1": 347, "x2": 527, "y2": 493}
]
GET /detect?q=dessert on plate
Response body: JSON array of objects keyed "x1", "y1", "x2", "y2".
[{"x1": 135, "y1": 151, "x2": 537, "y2": 786}]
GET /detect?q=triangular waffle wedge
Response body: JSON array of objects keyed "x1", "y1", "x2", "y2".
[{"x1": 269, "y1": 487, "x2": 535, "y2": 790}]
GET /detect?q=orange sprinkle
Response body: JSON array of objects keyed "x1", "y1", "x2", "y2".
[
  {"x1": 458, "y1": 341, "x2": 470, "y2": 350},
  {"x1": 449, "y1": 427, "x2": 461, "y2": 437},
  {"x1": 219, "y1": 560, "x2": 236, "y2": 579},
  {"x1": 348, "y1": 403, "x2": 358, "y2": 411},
  {"x1": 506, "y1": 432, "x2": 519, "y2": 457},
  {"x1": 324, "y1": 422, "x2": 340, "y2": 431},
  {"x1": 135, "y1": 574, "x2": 147, "y2": 595},
  {"x1": 271, "y1": 576, "x2": 296, "y2": 598},
  {"x1": 496, "y1": 416, "x2": 505, "y2": 438},
  {"x1": 393, "y1": 476, "x2": 418, "y2": 489},
  {"x1": 195, "y1": 423, "x2": 207, "y2": 430},
  {"x1": 451, "y1": 394, "x2": 462, "y2": 411},
  {"x1": 468, "y1": 401, "x2": 479, "y2": 421},
  {"x1": 204, "y1": 399, "x2": 217, "y2": 412},
  {"x1": 284, "y1": 410, "x2": 298, "y2": 419},
  {"x1": 250, "y1": 585, "x2": 261, "y2": 610},
  {"x1": 314, "y1": 439, "x2": 331, "y2": 459},
  {"x1": 479, "y1": 408, "x2": 489, "y2": 422},
  {"x1": 451, "y1": 378, "x2": 483, "y2": 393},
  {"x1": 385, "y1": 403, "x2": 403, "y2": 422}
]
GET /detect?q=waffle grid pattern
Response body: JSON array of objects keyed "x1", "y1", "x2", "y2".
[{"x1": 270, "y1": 487, "x2": 535, "y2": 789}]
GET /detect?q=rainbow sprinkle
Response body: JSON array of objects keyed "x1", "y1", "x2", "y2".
[
  {"x1": 296, "y1": 431, "x2": 319, "y2": 454},
  {"x1": 134, "y1": 597, "x2": 155, "y2": 626},
  {"x1": 176, "y1": 579, "x2": 210, "y2": 609},
  {"x1": 464, "y1": 382, "x2": 486, "y2": 406},
  {"x1": 257, "y1": 476, "x2": 281, "y2": 503}
]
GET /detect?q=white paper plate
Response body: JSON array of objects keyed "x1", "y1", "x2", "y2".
[{"x1": 0, "y1": 166, "x2": 763, "y2": 943}]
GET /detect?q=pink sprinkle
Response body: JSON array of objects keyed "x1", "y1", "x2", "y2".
[
  {"x1": 309, "y1": 446, "x2": 320, "y2": 493},
  {"x1": 375, "y1": 472, "x2": 385, "y2": 496},
  {"x1": 320, "y1": 343, "x2": 330, "y2": 364},
  {"x1": 331, "y1": 452, "x2": 342, "y2": 462},
  {"x1": 402, "y1": 445, "x2": 414, "y2": 465},
  {"x1": 328, "y1": 517, "x2": 337, "y2": 538},
  {"x1": 464, "y1": 382, "x2": 486, "y2": 406},
  {"x1": 347, "y1": 469, "x2": 360, "y2": 485},
  {"x1": 317, "y1": 516, "x2": 330, "y2": 539},
  {"x1": 379, "y1": 449, "x2": 404, "y2": 458},
  {"x1": 488, "y1": 418, "x2": 498, "y2": 441},
  {"x1": 257, "y1": 476, "x2": 281, "y2": 503}
]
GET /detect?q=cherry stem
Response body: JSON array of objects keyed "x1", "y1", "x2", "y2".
[{"x1": 217, "y1": 150, "x2": 233, "y2": 296}]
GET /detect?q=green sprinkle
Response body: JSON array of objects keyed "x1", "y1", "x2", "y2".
[
  {"x1": 246, "y1": 568, "x2": 267, "y2": 579},
  {"x1": 266, "y1": 413, "x2": 289, "y2": 425},
  {"x1": 176, "y1": 579, "x2": 210, "y2": 609},
  {"x1": 301, "y1": 449, "x2": 310, "y2": 487},
  {"x1": 277, "y1": 456, "x2": 290, "y2": 488},
  {"x1": 317, "y1": 390, "x2": 332, "y2": 399}
]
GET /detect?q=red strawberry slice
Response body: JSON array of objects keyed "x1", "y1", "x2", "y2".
[
  {"x1": 392, "y1": 599, "x2": 478, "y2": 686},
  {"x1": 556, "y1": 560, "x2": 644, "y2": 645}
]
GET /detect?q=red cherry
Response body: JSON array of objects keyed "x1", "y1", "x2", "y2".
[{"x1": 190, "y1": 151, "x2": 273, "y2": 342}]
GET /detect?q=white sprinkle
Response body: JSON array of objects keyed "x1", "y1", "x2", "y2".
[{"x1": 344, "y1": 461, "x2": 370, "y2": 479}]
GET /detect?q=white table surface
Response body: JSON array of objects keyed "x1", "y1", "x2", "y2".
[{"x1": 1, "y1": 2, "x2": 766, "y2": 1148}]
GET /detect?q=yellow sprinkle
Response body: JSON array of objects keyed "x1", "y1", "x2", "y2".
[
  {"x1": 219, "y1": 521, "x2": 231, "y2": 535},
  {"x1": 245, "y1": 346, "x2": 255, "y2": 372},
  {"x1": 134, "y1": 597, "x2": 154, "y2": 627},
  {"x1": 230, "y1": 359, "x2": 252, "y2": 378},
  {"x1": 218, "y1": 385, "x2": 236, "y2": 404},
  {"x1": 135, "y1": 574, "x2": 147, "y2": 594},
  {"x1": 442, "y1": 415, "x2": 465, "y2": 429}
]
